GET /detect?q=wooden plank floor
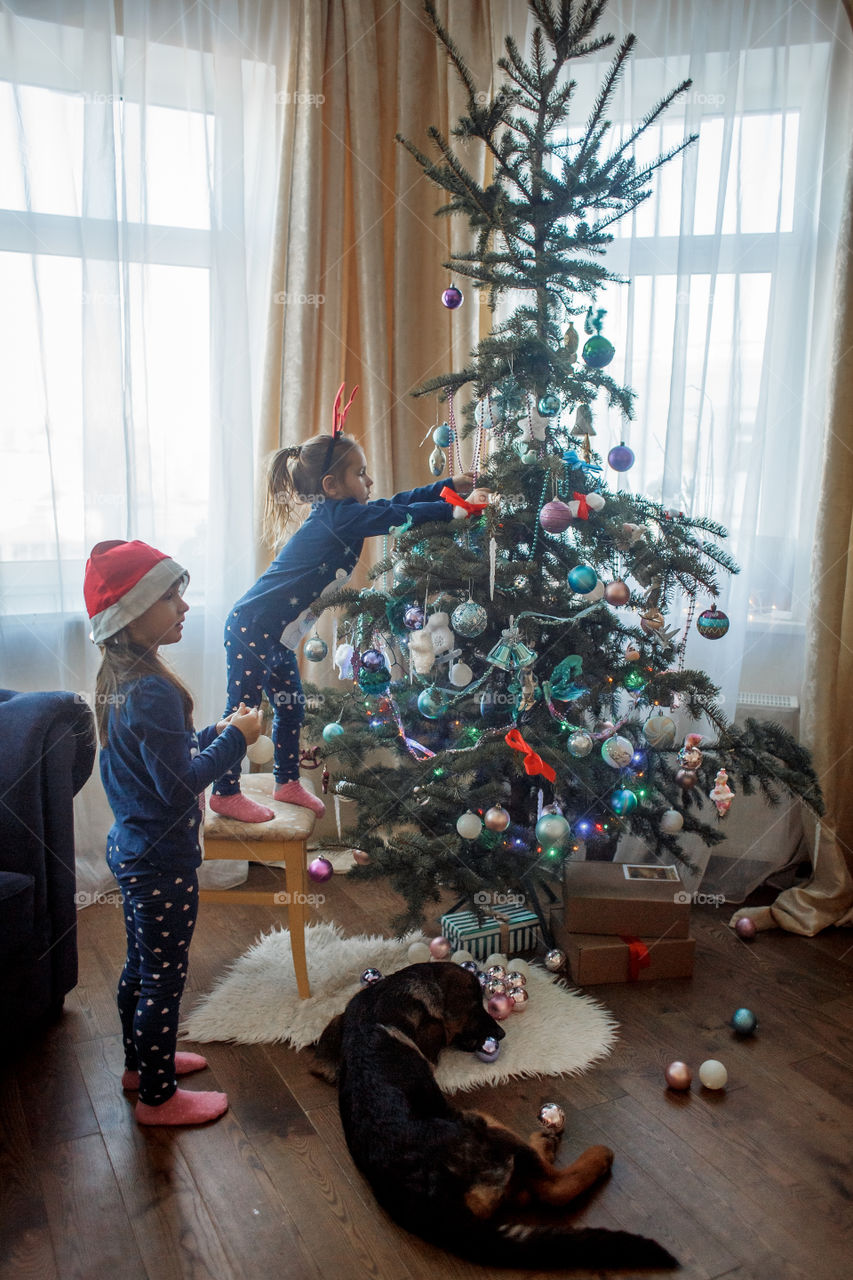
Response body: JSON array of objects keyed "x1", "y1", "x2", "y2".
[{"x1": 2, "y1": 866, "x2": 852, "y2": 1280}]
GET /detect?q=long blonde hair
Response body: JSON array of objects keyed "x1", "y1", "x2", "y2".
[
  {"x1": 262, "y1": 434, "x2": 360, "y2": 548},
  {"x1": 94, "y1": 633, "x2": 193, "y2": 748}
]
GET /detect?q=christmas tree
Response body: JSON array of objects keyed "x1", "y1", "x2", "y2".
[{"x1": 302, "y1": 0, "x2": 822, "y2": 933}]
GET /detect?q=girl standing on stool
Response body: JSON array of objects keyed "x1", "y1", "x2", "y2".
[
  {"x1": 85, "y1": 539, "x2": 264, "y2": 1126},
  {"x1": 210, "y1": 384, "x2": 478, "y2": 823}
]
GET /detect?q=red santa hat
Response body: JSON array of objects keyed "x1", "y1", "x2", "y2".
[{"x1": 84, "y1": 540, "x2": 188, "y2": 644}]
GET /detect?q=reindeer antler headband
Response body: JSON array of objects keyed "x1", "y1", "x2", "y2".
[{"x1": 321, "y1": 382, "x2": 359, "y2": 477}]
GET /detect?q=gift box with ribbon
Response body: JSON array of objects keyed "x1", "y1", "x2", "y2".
[
  {"x1": 550, "y1": 914, "x2": 696, "y2": 985},
  {"x1": 440, "y1": 905, "x2": 541, "y2": 961}
]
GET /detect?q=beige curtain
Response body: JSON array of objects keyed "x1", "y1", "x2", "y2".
[{"x1": 732, "y1": 132, "x2": 853, "y2": 936}]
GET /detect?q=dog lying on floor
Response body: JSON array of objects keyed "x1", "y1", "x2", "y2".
[{"x1": 311, "y1": 961, "x2": 677, "y2": 1271}]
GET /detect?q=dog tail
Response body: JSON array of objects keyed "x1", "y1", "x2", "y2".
[{"x1": 457, "y1": 1221, "x2": 678, "y2": 1270}]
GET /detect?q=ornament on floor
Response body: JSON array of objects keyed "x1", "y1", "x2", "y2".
[
  {"x1": 429, "y1": 936, "x2": 452, "y2": 959},
  {"x1": 456, "y1": 811, "x2": 483, "y2": 840},
  {"x1": 360, "y1": 967, "x2": 383, "y2": 986},
  {"x1": 450, "y1": 948, "x2": 475, "y2": 965},
  {"x1": 539, "y1": 499, "x2": 573, "y2": 534},
  {"x1": 607, "y1": 442, "x2": 635, "y2": 472},
  {"x1": 506, "y1": 970, "x2": 527, "y2": 990},
  {"x1": 451, "y1": 598, "x2": 488, "y2": 638},
  {"x1": 611, "y1": 788, "x2": 638, "y2": 816},
  {"x1": 352, "y1": 849, "x2": 370, "y2": 865},
  {"x1": 536, "y1": 812, "x2": 570, "y2": 846},
  {"x1": 403, "y1": 604, "x2": 425, "y2": 630},
  {"x1": 510, "y1": 987, "x2": 529, "y2": 1010},
  {"x1": 308, "y1": 855, "x2": 334, "y2": 883},
  {"x1": 731, "y1": 1008, "x2": 757, "y2": 1035},
  {"x1": 433, "y1": 422, "x2": 451, "y2": 447},
  {"x1": 486, "y1": 977, "x2": 507, "y2": 996},
  {"x1": 476, "y1": 1036, "x2": 502, "y2": 1063},
  {"x1": 642, "y1": 714, "x2": 677, "y2": 749},
  {"x1": 429, "y1": 446, "x2": 447, "y2": 476},
  {"x1": 604, "y1": 579, "x2": 630, "y2": 606},
  {"x1": 304, "y1": 633, "x2": 328, "y2": 662},
  {"x1": 407, "y1": 940, "x2": 432, "y2": 963},
  {"x1": 537, "y1": 392, "x2": 561, "y2": 417},
  {"x1": 441, "y1": 284, "x2": 463, "y2": 309},
  {"x1": 485, "y1": 952, "x2": 508, "y2": 969},
  {"x1": 664, "y1": 1061, "x2": 692, "y2": 1091},
  {"x1": 568, "y1": 564, "x2": 599, "y2": 594},
  {"x1": 543, "y1": 948, "x2": 565, "y2": 972},
  {"x1": 567, "y1": 729, "x2": 594, "y2": 758},
  {"x1": 710, "y1": 768, "x2": 734, "y2": 816},
  {"x1": 460, "y1": 959, "x2": 479, "y2": 974},
  {"x1": 698, "y1": 1059, "x2": 728, "y2": 1090},
  {"x1": 322, "y1": 722, "x2": 345, "y2": 743},
  {"x1": 734, "y1": 916, "x2": 757, "y2": 940},
  {"x1": 659, "y1": 809, "x2": 684, "y2": 834},
  {"x1": 487, "y1": 993, "x2": 514, "y2": 1020},
  {"x1": 487, "y1": 964, "x2": 507, "y2": 980},
  {"x1": 582, "y1": 307, "x2": 615, "y2": 369},
  {"x1": 484, "y1": 805, "x2": 511, "y2": 832},
  {"x1": 679, "y1": 734, "x2": 703, "y2": 769},
  {"x1": 246, "y1": 734, "x2": 274, "y2": 765},
  {"x1": 696, "y1": 605, "x2": 730, "y2": 639},
  {"x1": 601, "y1": 735, "x2": 634, "y2": 768},
  {"x1": 537, "y1": 1102, "x2": 566, "y2": 1134}
]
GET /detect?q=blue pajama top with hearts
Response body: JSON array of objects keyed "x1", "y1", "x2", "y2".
[
  {"x1": 228, "y1": 482, "x2": 453, "y2": 646},
  {"x1": 100, "y1": 676, "x2": 246, "y2": 870}
]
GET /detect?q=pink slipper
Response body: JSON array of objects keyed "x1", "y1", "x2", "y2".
[
  {"x1": 122, "y1": 1051, "x2": 208, "y2": 1091},
  {"x1": 136, "y1": 1088, "x2": 228, "y2": 1126},
  {"x1": 209, "y1": 792, "x2": 274, "y2": 823},
  {"x1": 273, "y1": 780, "x2": 325, "y2": 817}
]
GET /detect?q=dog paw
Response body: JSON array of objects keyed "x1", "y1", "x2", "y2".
[{"x1": 587, "y1": 1144, "x2": 615, "y2": 1176}]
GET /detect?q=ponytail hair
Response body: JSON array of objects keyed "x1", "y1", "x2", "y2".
[
  {"x1": 94, "y1": 633, "x2": 193, "y2": 748},
  {"x1": 262, "y1": 434, "x2": 359, "y2": 548}
]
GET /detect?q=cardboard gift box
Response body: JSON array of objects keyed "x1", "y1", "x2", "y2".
[
  {"x1": 441, "y1": 905, "x2": 541, "y2": 961},
  {"x1": 551, "y1": 916, "x2": 696, "y2": 985},
  {"x1": 561, "y1": 861, "x2": 691, "y2": 939}
]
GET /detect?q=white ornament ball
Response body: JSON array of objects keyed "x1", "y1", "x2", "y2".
[
  {"x1": 484, "y1": 953, "x2": 508, "y2": 969},
  {"x1": 450, "y1": 949, "x2": 475, "y2": 965},
  {"x1": 246, "y1": 734, "x2": 275, "y2": 764},
  {"x1": 456, "y1": 811, "x2": 483, "y2": 839},
  {"x1": 698, "y1": 1059, "x2": 728, "y2": 1090},
  {"x1": 660, "y1": 809, "x2": 685, "y2": 834},
  {"x1": 407, "y1": 941, "x2": 432, "y2": 964},
  {"x1": 449, "y1": 661, "x2": 473, "y2": 688},
  {"x1": 507, "y1": 957, "x2": 529, "y2": 975}
]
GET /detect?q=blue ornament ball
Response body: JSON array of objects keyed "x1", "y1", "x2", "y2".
[
  {"x1": 433, "y1": 422, "x2": 451, "y2": 447},
  {"x1": 608, "y1": 443, "x2": 635, "y2": 472},
  {"x1": 322, "y1": 722, "x2": 345, "y2": 743},
  {"x1": 611, "y1": 788, "x2": 638, "y2": 816},
  {"x1": 417, "y1": 687, "x2": 446, "y2": 719},
  {"x1": 582, "y1": 334, "x2": 615, "y2": 368},
  {"x1": 537, "y1": 393, "x2": 561, "y2": 417},
  {"x1": 442, "y1": 285, "x2": 463, "y2": 309},
  {"x1": 568, "y1": 564, "x2": 598, "y2": 594},
  {"x1": 451, "y1": 599, "x2": 488, "y2": 637},
  {"x1": 731, "y1": 1007, "x2": 758, "y2": 1035},
  {"x1": 475, "y1": 1036, "x2": 502, "y2": 1063}
]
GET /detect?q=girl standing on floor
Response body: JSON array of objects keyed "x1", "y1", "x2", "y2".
[
  {"x1": 210, "y1": 385, "x2": 479, "y2": 823},
  {"x1": 85, "y1": 539, "x2": 264, "y2": 1126}
]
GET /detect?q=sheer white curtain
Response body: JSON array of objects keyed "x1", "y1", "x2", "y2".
[{"x1": 0, "y1": 0, "x2": 296, "y2": 897}]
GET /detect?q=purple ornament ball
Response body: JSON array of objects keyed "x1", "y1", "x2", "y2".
[
  {"x1": 307, "y1": 856, "x2": 334, "y2": 883},
  {"x1": 608, "y1": 443, "x2": 635, "y2": 472},
  {"x1": 734, "y1": 916, "x2": 757, "y2": 940},
  {"x1": 441, "y1": 285, "x2": 464, "y2": 309},
  {"x1": 539, "y1": 499, "x2": 573, "y2": 534},
  {"x1": 360, "y1": 647, "x2": 385, "y2": 672}
]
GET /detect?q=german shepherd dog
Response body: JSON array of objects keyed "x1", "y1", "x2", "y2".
[{"x1": 312, "y1": 962, "x2": 677, "y2": 1271}]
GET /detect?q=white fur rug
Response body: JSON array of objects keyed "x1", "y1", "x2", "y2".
[{"x1": 181, "y1": 922, "x2": 618, "y2": 1093}]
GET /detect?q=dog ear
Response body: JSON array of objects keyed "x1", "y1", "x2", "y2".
[{"x1": 310, "y1": 1012, "x2": 344, "y2": 1083}]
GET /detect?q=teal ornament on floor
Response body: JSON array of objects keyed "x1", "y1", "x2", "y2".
[{"x1": 731, "y1": 1008, "x2": 757, "y2": 1035}]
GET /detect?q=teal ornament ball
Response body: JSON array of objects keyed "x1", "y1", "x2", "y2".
[
  {"x1": 535, "y1": 813, "x2": 570, "y2": 845},
  {"x1": 537, "y1": 393, "x2": 561, "y2": 417},
  {"x1": 451, "y1": 599, "x2": 488, "y2": 637},
  {"x1": 357, "y1": 664, "x2": 391, "y2": 693},
  {"x1": 433, "y1": 422, "x2": 451, "y2": 447},
  {"x1": 417, "y1": 686, "x2": 446, "y2": 719},
  {"x1": 568, "y1": 564, "x2": 598, "y2": 594},
  {"x1": 582, "y1": 334, "x2": 615, "y2": 369},
  {"x1": 322, "y1": 722, "x2": 345, "y2": 743},
  {"x1": 567, "y1": 730, "x2": 593, "y2": 758},
  {"x1": 611, "y1": 788, "x2": 638, "y2": 816},
  {"x1": 697, "y1": 606, "x2": 730, "y2": 639},
  {"x1": 731, "y1": 1007, "x2": 758, "y2": 1035},
  {"x1": 304, "y1": 634, "x2": 328, "y2": 662}
]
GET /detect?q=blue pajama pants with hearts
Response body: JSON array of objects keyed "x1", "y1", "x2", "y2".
[
  {"x1": 212, "y1": 614, "x2": 305, "y2": 792},
  {"x1": 107, "y1": 839, "x2": 198, "y2": 1105}
]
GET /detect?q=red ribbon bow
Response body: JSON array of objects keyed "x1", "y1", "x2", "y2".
[
  {"x1": 440, "y1": 485, "x2": 489, "y2": 516},
  {"x1": 620, "y1": 935, "x2": 651, "y2": 981},
  {"x1": 572, "y1": 491, "x2": 590, "y2": 519},
  {"x1": 504, "y1": 728, "x2": 556, "y2": 783}
]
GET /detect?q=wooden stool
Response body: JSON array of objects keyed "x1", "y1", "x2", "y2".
[{"x1": 199, "y1": 773, "x2": 317, "y2": 998}]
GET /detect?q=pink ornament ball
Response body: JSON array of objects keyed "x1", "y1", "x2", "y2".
[
  {"x1": 487, "y1": 993, "x2": 515, "y2": 1020},
  {"x1": 352, "y1": 849, "x2": 370, "y2": 866},
  {"x1": 307, "y1": 856, "x2": 334, "y2": 883},
  {"x1": 734, "y1": 916, "x2": 757, "y2": 940},
  {"x1": 429, "y1": 935, "x2": 452, "y2": 959},
  {"x1": 665, "y1": 1060, "x2": 692, "y2": 1091},
  {"x1": 539, "y1": 500, "x2": 573, "y2": 534}
]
